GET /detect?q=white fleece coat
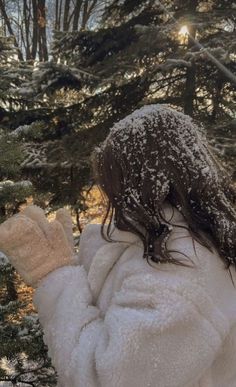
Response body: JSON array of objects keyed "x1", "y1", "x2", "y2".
[{"x1": 33, "y1": 203, "x2": 236, "y2": 387}]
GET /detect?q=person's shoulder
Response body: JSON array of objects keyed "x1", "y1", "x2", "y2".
[{"x1": 81, "y1": 222, "x2": 141, "y2": 244}]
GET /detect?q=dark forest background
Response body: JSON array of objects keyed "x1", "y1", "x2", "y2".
[{"x1": 0, "y1": 0, "x2": 235, "y2": 385}]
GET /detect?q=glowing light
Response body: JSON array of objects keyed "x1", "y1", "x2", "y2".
[{"x1": 179, "y1": 25, "x2": 189, "y2": 36}]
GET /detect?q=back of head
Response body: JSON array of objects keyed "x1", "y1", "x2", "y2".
[{"x1": 92, "y1": 104, "x2": 236, "y2": 269}]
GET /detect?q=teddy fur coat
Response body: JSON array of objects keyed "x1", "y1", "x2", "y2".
[{"x1": 33, "y1": 203, "x2": 236, "y2": 387}]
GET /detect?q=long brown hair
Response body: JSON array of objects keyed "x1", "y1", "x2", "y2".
[{"x1": 92, "y1": 104, "x2": 236, "y2": 270}]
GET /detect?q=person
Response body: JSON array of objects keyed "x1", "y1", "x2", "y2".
[{"x1": 0, "y1": 104, "x2": 236, "y2": 387}]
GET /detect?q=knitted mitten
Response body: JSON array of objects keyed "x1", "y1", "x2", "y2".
[{"x1": 0, "y1": 205, "x2": 76, "y2": 287}]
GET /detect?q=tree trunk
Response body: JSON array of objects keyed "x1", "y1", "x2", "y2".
[
  {"x1": 63, "y1": 0, "x2": 71, "y2": 31},
  {"x1": 81, "y1": 0, "x2": 89, "y2": 30},
  {"x1": 0, "y1": 0, "x2": 24, "y2": 60},
  {"x1": 38, "y1": 0, "x2": 48, "y2": 61},
  {"x1": 75, "y1": 206, "x2": 82, "y2": 233},
  {"x1": 23, "y1": 0, "x2": 31, "y2": 60},
  {"x1": 55, "y1": 0, "x2": 60, "y2": 30},
  {"x1": 31, "y1": 0, "x2": 38, "y2": 59},
  {"x1": 81, "y1": 0, "x2": 97, "y2": 30},
  {"x1": 87, "y1": 0, "x2": 98, "y2": 21},
  {"x1": 58, "y1": 0, "x2": 63, "y2": 31},
  {"x1": 184, "y1": 52, "x2": 196, "y2": 117},
  {"x1": 72, "y1": 0, "x2": 83, "y2": 31}
]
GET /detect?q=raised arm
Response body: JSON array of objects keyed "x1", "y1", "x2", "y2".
[
  {"x1": 34, "y1": 260, "x2": 229, "y2": 387},
  {"x1": 0, "y1": 206, "x2": 229, "y2": 387}
]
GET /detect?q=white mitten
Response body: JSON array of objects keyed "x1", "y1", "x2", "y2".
[{"x1": 0, "y1": 205, "x2": 76, "y2": 287}]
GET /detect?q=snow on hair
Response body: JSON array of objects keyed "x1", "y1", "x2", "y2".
[{"x1": 92, "y1": 104, "x2": 236, "y2": 270}]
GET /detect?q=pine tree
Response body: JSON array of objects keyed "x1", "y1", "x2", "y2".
[
  {"x1": 0, "y1": 3, "x2": 235, "y2": 384},
  {"x1": 0, "y1": 1, "x2": 234, "y2": 212},
  {"x1": 39, "y1": 0, "x2": 236, "y2": 124},
  {"x1": 0, "y1": 134, "x2": 57, "y2": 386},
  {"x1": 0, "y1": 0, "x2": 233, "y2": 215}
]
